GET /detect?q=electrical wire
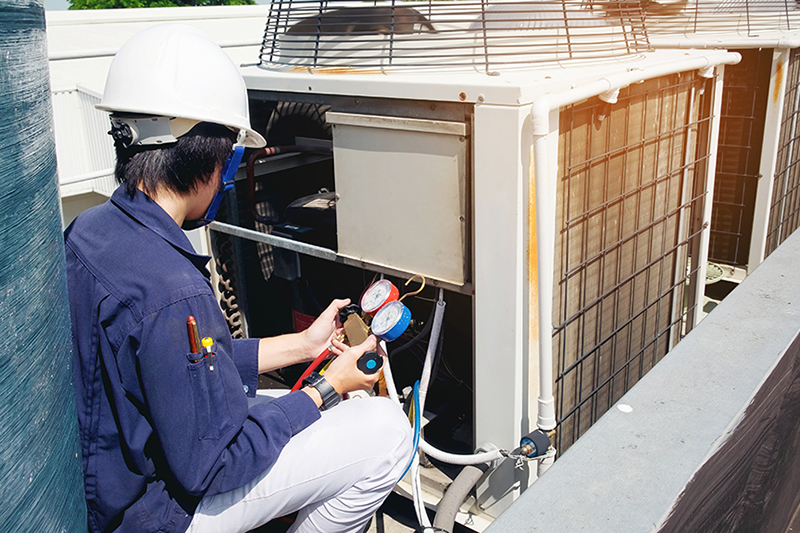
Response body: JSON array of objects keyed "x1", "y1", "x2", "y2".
[
  {"x1": 301, "y1": 278, "x2": 324, "y2": 314},
  {"x1": 390, "y1": 302, "x2": 436, "y2": 359}
]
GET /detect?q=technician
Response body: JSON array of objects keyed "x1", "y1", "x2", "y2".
[{"x1": 65, "y1": 24, "x2": 411, "y2": 533}]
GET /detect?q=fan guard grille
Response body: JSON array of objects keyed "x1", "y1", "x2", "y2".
[{"x1": 259, "y1": 0, "x2": 652, "y2": 71}]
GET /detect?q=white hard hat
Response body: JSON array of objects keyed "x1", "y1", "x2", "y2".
[{"x1": 97, "y1": 23, "x2": 266, "y2": 148}]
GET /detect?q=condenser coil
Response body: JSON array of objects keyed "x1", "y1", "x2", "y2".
[
  {"x1": 766, "y1": 48, "x2": 800, "y2": 256},
  {"x1": 552, "y1": 71, "x2": 712, "y2": 452},
  {"x1": 647, "y1": 0, "x2": 800, "y2": 273},
  {"x1": 709, "y1": 48, "x2": 771, "y2": 267}
]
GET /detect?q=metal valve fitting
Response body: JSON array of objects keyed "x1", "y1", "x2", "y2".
[{"x1": 519, "y1": 429, "x2": 552, "y2": 458}]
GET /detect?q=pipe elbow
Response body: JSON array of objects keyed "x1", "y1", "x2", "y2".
[
  {"x1": 530, "y1": 97, "x2": 552, "y2": 136},
  {"x1": 719, "y1": 50, "x2": 742, "y2": 66},
  {"x1": 778, "y1": 38, "x2": 800, "y2": 49},
  {"x1": 537, "y1": 396, "x2": 556, "y2": 431}
]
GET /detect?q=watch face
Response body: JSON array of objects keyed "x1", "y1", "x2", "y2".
[
  {"x1": 360, "y1": 279, "x2": 395, "y2": 314},
  {"x1": 371, "y1": 300, "x2": 404, "y2": 336},
  {"x1": 302, "y1": 372, "x2": 321, "y2": 388}
]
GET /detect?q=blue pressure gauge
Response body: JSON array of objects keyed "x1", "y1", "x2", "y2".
[{"x1": 371, "y1": 300, "x2": 412, "y2": 342}]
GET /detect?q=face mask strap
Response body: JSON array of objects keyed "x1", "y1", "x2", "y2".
[{"x1": 182, "y1": 130, "x2": 247, "y2": 230}]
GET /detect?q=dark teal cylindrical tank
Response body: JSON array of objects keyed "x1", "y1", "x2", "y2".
[{"x1": 0, "y1": 2, "x2": 87, "y2": 531}]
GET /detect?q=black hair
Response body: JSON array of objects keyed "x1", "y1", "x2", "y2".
[{"x1": 113, "y1": 121, "x2": 236, "y2": 198}]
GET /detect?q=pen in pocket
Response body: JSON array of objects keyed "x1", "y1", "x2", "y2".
[{"x1": 187, "y1": 316, "x2": 203, "y2": 364}]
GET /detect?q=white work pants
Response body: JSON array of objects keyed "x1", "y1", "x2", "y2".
[{"x1": 187, "y1": 392, "x2": 412, "y2": 533}]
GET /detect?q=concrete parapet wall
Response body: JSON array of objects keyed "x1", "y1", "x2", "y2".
[{"x1": 486, "y1": 229, "x2": 800, "y2": 532}]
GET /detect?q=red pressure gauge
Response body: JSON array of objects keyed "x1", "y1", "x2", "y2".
[{"x1": 360, "y1": 279, "x2": 399, "y2": 316}]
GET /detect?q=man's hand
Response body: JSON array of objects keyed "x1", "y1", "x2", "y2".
[
  {"x1": 322, "y1": 335, "x2": 384, "y2": 395},
  {"x1": 301, "y1": 298, "x2": 350, "y2": 362}
]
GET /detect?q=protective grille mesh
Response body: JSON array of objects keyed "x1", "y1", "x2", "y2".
[
  {"x1": 708, "y1": 48, "x2": 771, "y2": 267},
  {"x1": 645, "y1": 0, "x2": 800, "y2": 36},
  {"x1": 766, "y1": 48, "x2": 800, "y2": 256},
  {"x1": 553, "y1": 72, "x2": 712, "y2": 453},
  {"x1": 259, "y1": 0, "x2": 651, "y2": 70}
]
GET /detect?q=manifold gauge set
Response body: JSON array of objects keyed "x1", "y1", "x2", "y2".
[{"x1": 360, "y1": 280, "x2": 412, "y2": 343}]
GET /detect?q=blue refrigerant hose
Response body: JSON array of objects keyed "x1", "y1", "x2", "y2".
[{"x1": 400, "y1": 380, "x2": 422, "y2": 480}]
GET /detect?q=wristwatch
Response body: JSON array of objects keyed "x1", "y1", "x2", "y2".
[{"x1": 302, "y1": 372, "x2": 342, "y2": 411}]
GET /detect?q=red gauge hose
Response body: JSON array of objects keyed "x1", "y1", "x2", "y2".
[{"x1": 291, "y1": 347, "x2": 333, "y2": 392}]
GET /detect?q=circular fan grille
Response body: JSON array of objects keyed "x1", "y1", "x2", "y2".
[
  {"x1": 259, "y1": 0, "x2": 652, "y2": 71},
  {"x1": 643, "y1": 0, "x2": 800, "y2": 37}
]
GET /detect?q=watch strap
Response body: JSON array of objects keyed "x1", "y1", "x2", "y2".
[{"x1": 302, "y1": 372, "x2": 341, "y2": 410}]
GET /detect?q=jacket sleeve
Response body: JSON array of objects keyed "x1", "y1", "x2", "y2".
[
  {"x1": 231, "y1": 338, "x2": 259, "y2": 397},
  {"x1": 132, "y1": 294, "x2": 320, "y2": 497}
]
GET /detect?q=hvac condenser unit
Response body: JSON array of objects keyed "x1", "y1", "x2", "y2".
[
  {"x1": 645, "y1": 0, "x2": 800, "y2": 277},
  {"x1": 51, "y1": 85, "x2": 117, "y2": 226},
  {"x1": 209, "y1": 1, "x2": 738, "y2": 526}
]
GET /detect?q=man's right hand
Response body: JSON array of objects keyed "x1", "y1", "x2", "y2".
[{"x1": 322, "y1": 335, "x2": 383, "y2": 395}]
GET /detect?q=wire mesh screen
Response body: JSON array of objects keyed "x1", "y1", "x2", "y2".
[
  {"x1": 643, "y1": 0, "x2": 800, "y2": 36},
  {"x1": 766, "y1": 48, "x2": 800, "y2": 256},
  {"x1": 708, "y1": 48, "x2": 771, "y2": 267},
  {"x1": 259, "y1": 0, "x2": 650, "y2": 70},
  {"x1": 553, "y1": 72, "x2": 711, "y2": 453}
]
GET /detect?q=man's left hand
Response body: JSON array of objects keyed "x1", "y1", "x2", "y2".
[{"x1": 301, "y1": 298, "x2": 350, "y2": 361}]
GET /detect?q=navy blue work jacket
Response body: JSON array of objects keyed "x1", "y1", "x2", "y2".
[{"x1": 65, "y1": 187, "x2": 320, "y2": 533}]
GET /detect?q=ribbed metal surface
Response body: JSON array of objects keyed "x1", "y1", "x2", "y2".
[
  {"x1": 766, "y1": 48, "x2": 800, "y2": 256},
  {"x1": 259, "y1": 0, "x2": 650, "y2": 70},
  {"x1": 52, "y1": 86, "x2": 115, "y2": 178},
  {"x1": 52, "y1": 86, "x2": 116, "y2": 197},
  {"x1": 553, "y1": 72, "x2": 711, "y2": 453}
]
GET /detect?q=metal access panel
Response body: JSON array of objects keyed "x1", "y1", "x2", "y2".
[
  {"x1": 552, "y1": 72, "x2": 712, "y2": 453},
  {"x1": 327, "y1": 111, "x2": 469, "y2": 285},
  {"x1": 766, "y1": 48, "x2": 800, "y2": 257},
  {"x1": 709, "y1": 48, "x2": 772, "y2": 267}
]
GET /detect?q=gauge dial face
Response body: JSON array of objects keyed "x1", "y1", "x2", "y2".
[
  {"x1": 360, "y1": 279, "x2": 397, "y2": 314},
  {"x1": 371, "y1": 301, "x2": 404, "y2": 336}
]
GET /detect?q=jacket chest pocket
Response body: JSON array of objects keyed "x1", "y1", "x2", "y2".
[{"x1": 187, "y1": 356, "x2": 234, "y2": 440}]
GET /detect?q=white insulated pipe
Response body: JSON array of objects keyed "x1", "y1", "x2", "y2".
[
  {"x1": 418, "y1": 292, "x2": 446, "y2": 415},
  {"x1": 59, "y1": 167, "x2": 115, "y2": 186},
  {"x1": 648, "y1": 36, "x2": 800, "y2": 50},
  {"x1": 749, "y1": 48, "x2": 792, "y2": 272},
  {"x1": 419, "y1": 437, "x2": 503, "y2": 465},
  {"x1": 48, "y1": 39, "x2": 261, "y2": 61},
  {"x1": 692, "y1": 61, "x2": 727, "y2": 325},
  {"x1": 380, "y1": 339, "x2": 402, "y2": 406},
  {"x1": 529, "y1": 49, "x2": 741, "y2": 432}
]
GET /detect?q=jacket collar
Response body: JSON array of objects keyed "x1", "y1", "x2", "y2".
[{"x1": 110, "y1": 186, "x2": 212, "y2": 274}]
